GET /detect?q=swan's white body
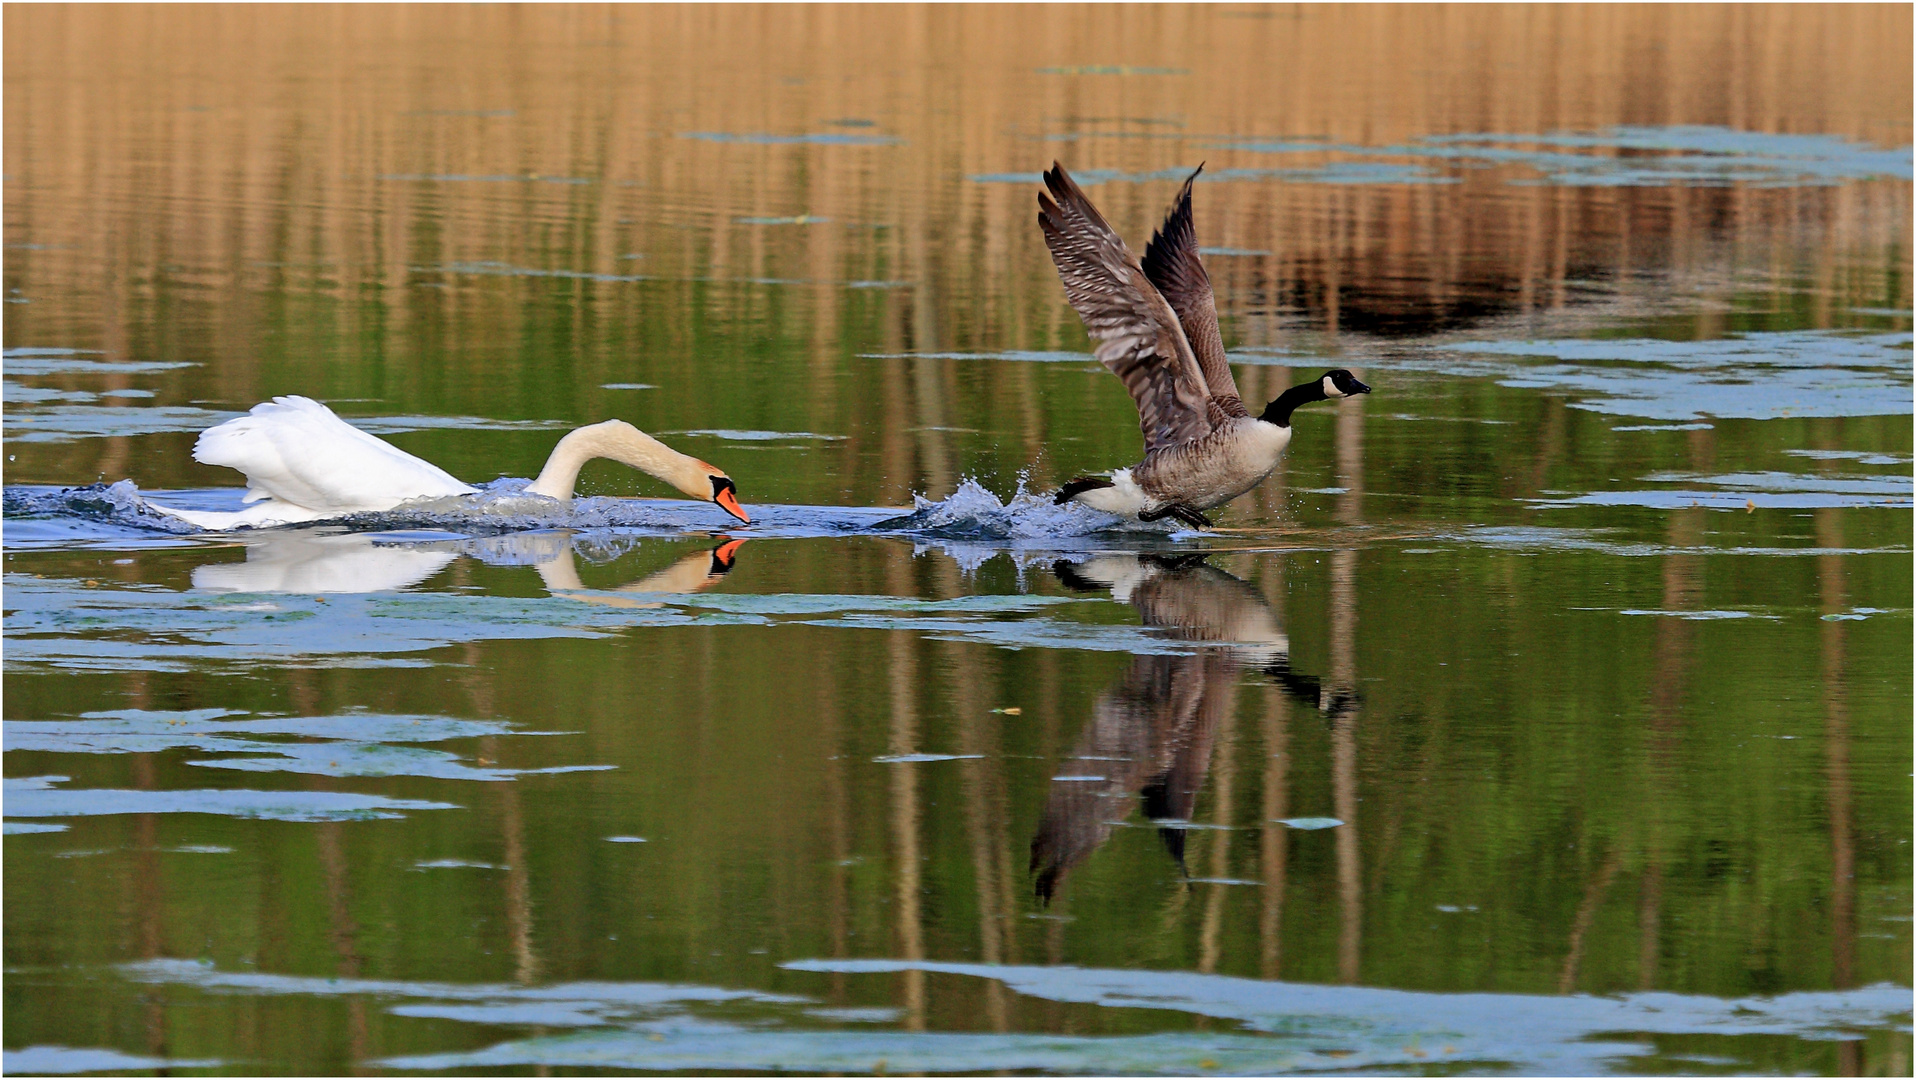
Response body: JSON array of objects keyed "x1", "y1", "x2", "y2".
[
  {"x1": 155, "y1": 398, "x2": 475, "y2": 529},
  {"x1": 149, "y1": 396, "x2": 745, "y2": 530}
]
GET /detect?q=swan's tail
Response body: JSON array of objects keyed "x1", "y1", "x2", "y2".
[{"x1": 142, "y1": 498, "x2": 329, "y2": 531}]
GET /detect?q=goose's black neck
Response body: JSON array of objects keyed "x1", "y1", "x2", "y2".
[{"x1": 1259, "y1": 378, "x2": 1326, "y2": 428}]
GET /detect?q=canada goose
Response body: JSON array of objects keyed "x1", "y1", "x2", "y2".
[
  {"x1": 1038, "y1": 163, "x2": 1371, "y2": 528},
  {"x1": 147, "y1": 396, "x2": 749, "y2": 530}
]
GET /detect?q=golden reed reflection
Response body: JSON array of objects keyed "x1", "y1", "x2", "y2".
[
  {"x1": 1330, "y1": 387, "x2": 1363, "y2": 985},
  {"x1": 884, "y1": 548, "x2": 927, "y2": 1031},
  {"x1": 1635, "y1": 430, "x2": 1712, "y2": 992},
  {"x1": 1813, "y1": 429, "x2": 1860, "y2": 1073},
  {"x1": 5, "y1": 7, "x2": 1906, "y2": 451}
]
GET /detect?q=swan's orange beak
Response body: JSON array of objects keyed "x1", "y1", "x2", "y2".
[{"x1": 714, "y1": 483, "x2": 750, "y2": 524}]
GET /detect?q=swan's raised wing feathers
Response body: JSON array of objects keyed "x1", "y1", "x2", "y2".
[
  {"x1": 193, "y1": 397, "x2": 474, "y2": 514},
  {"x1": 1039, "y1": 163, "x2": 1213, "y2": 454},
  {"x1": 1141, "y1": 166, "x2": 1243, "y2": 414}
]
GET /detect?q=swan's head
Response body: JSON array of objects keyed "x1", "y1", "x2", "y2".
[
  {"x1": 650, "y1": 442, "x2": 749, "y2": 524},
  {"x1": 655, "y1": 440, "x2": 748, "y2": 524},
  {"x1": 1320, "y1": 370, "x2": 1371, "y2": 399},
  {"x1": 707, "y1": 473, "x2": 750, "y2": 524}
]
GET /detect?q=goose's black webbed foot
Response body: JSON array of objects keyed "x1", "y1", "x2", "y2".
[
  {"x1": 1265, "y1": 659, "x2": 1325, "y2": 707},
  {"x1": 1322, "y1": 688, "x2": 1364, "y2": 722},
  {"x1": 1264, "y1": 659, "x2": 1364, "y2": 720},
  {"x1": 1140, "y1": 504, "x2": 1213, "y2": 530},
  {"x1": 1171, "y1": 506, "x2": 1213, "y2": 529}
]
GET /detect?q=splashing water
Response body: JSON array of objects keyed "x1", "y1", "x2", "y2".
[
  {"x1": 875, "y1": 478, "x2": 1169, "y2": 540},
  {"x1": 3, "y1": 480, "x2": 201, "y2": 535}
]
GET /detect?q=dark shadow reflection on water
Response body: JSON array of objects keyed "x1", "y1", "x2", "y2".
[{"x1": 1030, "y1": 555, "x2": 1347, "y2": 904}]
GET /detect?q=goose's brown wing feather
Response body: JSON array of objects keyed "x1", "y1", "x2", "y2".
[
  {"x1": 1141, "y1": 165, "x2": 1245, "y2": 415},
  {"x1": 1039, "y1": 163, "x2": 1213, "y2": 453}
]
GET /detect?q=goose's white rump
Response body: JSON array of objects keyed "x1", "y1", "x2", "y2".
[{"x1": 147, "y1": 395, "x2": 750, "y2": 530}]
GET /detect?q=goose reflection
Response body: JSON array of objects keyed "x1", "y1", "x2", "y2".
[
  {"x1": 191, "y1": 526, "x2": 742, "y2": 599},
  {"x1": 1031, "y1": 554, "x2": 1343, "y2": 902}
]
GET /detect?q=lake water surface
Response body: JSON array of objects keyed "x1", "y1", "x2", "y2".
[{"x1": 4, "y1": 5, "x2": 1912, "y2": 1075}]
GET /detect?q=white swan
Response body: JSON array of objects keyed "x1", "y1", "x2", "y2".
[{"x1": 148, "y1": 396, "x2": 749, "y2": 530}]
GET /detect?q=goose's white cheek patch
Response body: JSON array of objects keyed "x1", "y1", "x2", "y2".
[{"x1": 1322, "y1": 376, "x2": 1347, "y2": 399}]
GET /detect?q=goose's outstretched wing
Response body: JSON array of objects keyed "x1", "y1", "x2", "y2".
[
  {"x1": 1038, "y1": 163, "x2": 1213, "y2": 453},
  {"x1": 193, "y1": 396, "x2": 475, "y2": 514},
  {"x1": 1141, "y1": 165, "x2": 1244, "y2": 414}
]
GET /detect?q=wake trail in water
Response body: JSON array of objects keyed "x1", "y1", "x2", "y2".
[
  {"x1": 3, "y1": 477, "x2": 1180, "y2": 548},
  {"x1": 3, "y1": 481, "x2": 201, "y2": 535}
]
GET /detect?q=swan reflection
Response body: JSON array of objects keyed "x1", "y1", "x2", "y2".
[
  {"x1": 191, "y1": 530, "x2": 458, "y2": 593},
  {"x1": 1031, "y1": 555, "x2": 1341, "y2": 902},
  {"x1": 190, "y1": 526, "x2": 741, "y2": 598},
  {"x1": 533, "y1": 536, "x2": 743, "y2": 602}
]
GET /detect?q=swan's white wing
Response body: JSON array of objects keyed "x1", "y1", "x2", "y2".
[{"x1": 193, "y1": 397, "x2": 475, "y2": 514}]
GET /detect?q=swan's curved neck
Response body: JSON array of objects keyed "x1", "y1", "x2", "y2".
[{"x1": 527, "y1": 421, "x2": 713, "y2": 501}]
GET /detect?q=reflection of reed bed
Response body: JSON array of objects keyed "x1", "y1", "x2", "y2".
[
  {"x1": 1197, "y1": 180, "x2": 1913, "y2": 340},
  {"x1": 6, "y1": 6, "x2": 1907, "y2": 355}
]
